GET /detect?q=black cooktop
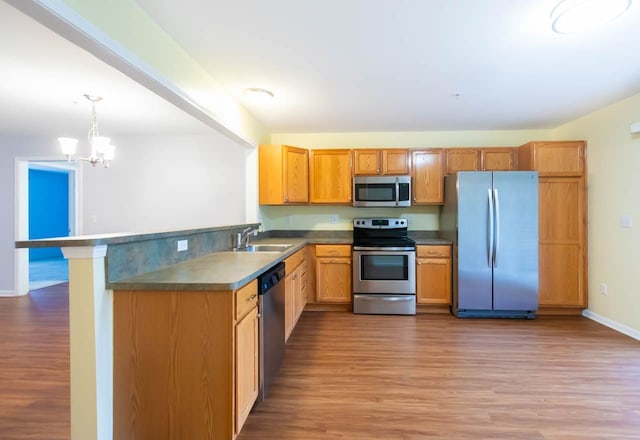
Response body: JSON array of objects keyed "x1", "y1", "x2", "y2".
[{"x1": 352, "y1": 218, "x2": 415, "y2": 248}]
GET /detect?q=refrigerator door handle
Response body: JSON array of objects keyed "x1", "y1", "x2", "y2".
[
  {"x1": 493, "y1": 188, "x2": 500, "y2": 268},
  {"x1": 487, "y1": 188, "x2": 494, "y2": 268}
]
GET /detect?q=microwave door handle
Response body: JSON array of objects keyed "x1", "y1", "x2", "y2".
[{"x1": 395, "y1": 178, "x2": 400, "y2": 206}]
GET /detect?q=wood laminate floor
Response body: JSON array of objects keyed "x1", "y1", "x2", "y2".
[
  {"x1": 240, "y1": 312, "x2": 640, "y2": 440},
  {"x1": 1, "y1": 285, "x2": 639, "y2": 440}
]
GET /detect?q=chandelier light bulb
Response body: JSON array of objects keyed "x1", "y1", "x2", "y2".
[
  {"x1": 59, "y1": 95, "x2": 115, "y2": 167},
  {"x1": 58, "y1": 137, "x2": 78, "y2": 156}
]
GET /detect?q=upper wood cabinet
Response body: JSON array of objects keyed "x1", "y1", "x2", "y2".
[
  {"x1": 259, "y1": 144, "x2": 309, "y2": 204},
  {"x1": 518, "y1": 141, "x2": 585, "y2": 176},
  {"x1": 309, "y1": 149, "x2": 353, "y2": 204},
  {"x1": 411, "y1": 149, "x2": 444, "y2": 204},
  {"x1": 481, "y1": 147, "x2": 516, "y2": 171},
  {"x1": 353, "y1": 149, "x2": 380, "y2": 174},
  {"x1": 445, "y1": 148, "x2": 481, "y2": 174},
  {"x1": 353, "y1": 149, "x2": 409, "y2": 175}
]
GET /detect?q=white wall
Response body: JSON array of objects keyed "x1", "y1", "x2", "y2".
[
  {"x1": 82, "y1": 133, "x2": 247, "y2": 234},
  {"x1": 0, "y1": 131, "x2": 248, "y2": 294},
  {"x1": 0, "y1": 135, "x2": 53, "y2": 294},
  {"x1": 553, "y1": 91, "x2": 640, "y2": 334}
]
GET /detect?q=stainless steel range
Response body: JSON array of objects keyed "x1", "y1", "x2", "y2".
[{"x1": 352, "y1": 218, "x2": 416, "y2": 315}]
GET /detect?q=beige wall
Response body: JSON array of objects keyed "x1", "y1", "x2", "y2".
[
  {"x1": 553, "y1": 91, "x2": 640, "y2": 334},
  {"x1": 271, "y1": 129, "x2": 551, "y2": 149}
]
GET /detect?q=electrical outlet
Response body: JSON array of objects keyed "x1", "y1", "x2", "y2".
[
  {"x1": 600, "y1": 283, "x2": 608, "y2": 295},
  {"x1": 285, "y1": 215, "x2": 293, "y2": 225},
  {"x1": 331, "y1": 214, "x2": 339, "y2": 224},
  {"x1": 177, "y1": 240, "x2": 188, "y2": 252},
  {"x1": 90, "y1": 215, "x2": 98, "y2": 224},
  {"x1": 620, "y1": 215, "x2": 633, "y2": 228}
]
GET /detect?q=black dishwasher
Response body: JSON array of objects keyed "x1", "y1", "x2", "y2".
[{"x1": 257, "y1": 262, "x2": 286, "y2": 401}]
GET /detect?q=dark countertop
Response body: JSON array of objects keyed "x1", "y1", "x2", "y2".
[{"x1": 109, "y1": 235, "x2": 451, "y2": 292}]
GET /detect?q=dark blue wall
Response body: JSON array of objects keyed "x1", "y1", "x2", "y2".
[{"x1": 29, "y1": 168, "x2": 69, "y2": 261}]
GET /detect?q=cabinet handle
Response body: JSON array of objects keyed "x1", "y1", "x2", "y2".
[
  {"x1": 427, "y1": 250, "x2": 437, "y2": 254},
  {"x1": 247, "y1": 294, "x2": 257, "y2": 302}
]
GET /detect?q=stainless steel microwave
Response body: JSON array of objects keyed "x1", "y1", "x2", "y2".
[{"x1": 353, "y1": 176, "x2": 411, "y2": 207}]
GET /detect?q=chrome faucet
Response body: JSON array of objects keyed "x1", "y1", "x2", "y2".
[{"x1": 236, "y1": 226, "x2": 258, "y2": 249}]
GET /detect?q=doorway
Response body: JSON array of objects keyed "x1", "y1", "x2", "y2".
[{"x1": 15, "y1": 159, "x2": 79, "y2": 294}]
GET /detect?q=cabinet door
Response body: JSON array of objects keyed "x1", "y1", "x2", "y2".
[
  {"x1": 353, "y1": 149, "x2": 380, "y2": 175},
  {"x1": 538, "y1": 177, "x2": 586, "y2": 307},
  {"x1": 445, "y1": 149, "x2": 480, "y2": 174},
  {"x1": 416, "y1": 257, "x2": 452, "y2": 305},
  {"x1": 316, "y1": 258, "x2": 352, "y2": 303},
  {"x1": 235, "y1": 306, "x2": 259, "y2": 434},
  {"x1": 411, "y1": 150, "x2": 443, "y2": 204},
  {"x1": 382, "y1": 149, "x2": 409, "y2": 174},
  {"x1": 534, "y1": 142, "x2": 584, "y2": 176},
  {"x1": 284, "y1": 272, "x2": 296, "y2": 342},
  {"x1": 284, "y1": 146, "x2": 309, "y2": 203},
  {"x1": 481, "y1": 148, "x2": 515, "y2": 171},
  {"x1": 309, "y1": 149, "x2": 353, "y2": 204}
]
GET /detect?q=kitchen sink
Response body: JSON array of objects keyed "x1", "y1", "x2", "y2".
[{"x1": 233, "y1": 244, "x2": 293, "y2": 252}]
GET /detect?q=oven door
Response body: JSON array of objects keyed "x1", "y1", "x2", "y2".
[{"x1": 352, "y1": 247, "x2": 416, "y2": 294}]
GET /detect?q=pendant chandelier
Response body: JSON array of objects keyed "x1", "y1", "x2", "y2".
[{"x1": 58, "y1": 94, "x2": 115, "y2": 167}]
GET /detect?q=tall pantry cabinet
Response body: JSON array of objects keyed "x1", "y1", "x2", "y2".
[{"x1": 518, "y1": 141, "x2": 588, "y2": 311}]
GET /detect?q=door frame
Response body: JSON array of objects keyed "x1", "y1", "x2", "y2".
[{"x1": 14, "y1": 157, "x2": 81, "y2": 295}]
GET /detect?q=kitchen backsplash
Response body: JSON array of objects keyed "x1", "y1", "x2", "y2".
[{"x1": 259, "y1": 205, "x2": 439, "y2": 231}]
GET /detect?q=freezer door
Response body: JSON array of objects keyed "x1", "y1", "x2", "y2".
[
  {"x1": 492, "y1": 172, "x2": 539, "y2": 311},
  {"x1": 456, "y1": 172, "x2": 493, "y2": 310}
]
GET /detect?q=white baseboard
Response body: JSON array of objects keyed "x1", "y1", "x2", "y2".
[
  {"x1": 0, "y1": 289, "x2": 19, "y2": 297},
  {"x1": 582, "y1": 309, "x2": 640, "y2": 341}
]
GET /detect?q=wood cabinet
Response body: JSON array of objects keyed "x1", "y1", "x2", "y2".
[
  {"x1": 481, "y1": 147, "x2": 516, "y2": 171},
  {"x1": 382, "y1": 149, "x2": 410, "y2": 174},
  {"x1": 445, "y1": 148, "x2": 480, "y2": 174},
  {"x1": 416, "y1": 245, "x2": 452, "y2": 305},
  {"x1": 411, "y1": 149, "x2": 444, "y2": 204},
  {"x1": 353, "y1": 148, "x2": 409, "y2": 175},
  {"x1": 309, "y1": 149, "x2": 352, "y2": 204},
  {"x1": 315, "y1": 245, "x2": 352, "y2": 303},
  {"x1": 518, "y1": 141, "x2": 588, "y2": 309},
  {"x1": 113, "y1": 279, "x2": 259, "y2": 440},
  {"x1": 518, "y1": 141, "x2": 584, "y2": 176},
  {"x1": 285, "y1": 248, "x2": 307, "y2": 342},
  {"x1": 235, "y1": 306, "x2": 259, "y2": 434},
  {"x1": 259, "y1": 144, "x2": 309, "y2": 204}
]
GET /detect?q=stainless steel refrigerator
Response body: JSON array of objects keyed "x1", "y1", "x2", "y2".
[{"x1": 440, "y1": 171, "x2": 539, "y2": 318}]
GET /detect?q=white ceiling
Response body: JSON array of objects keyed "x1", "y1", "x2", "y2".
[
  {"x1": 2, "y1": 1, "x2": 640, "y2": 140},
  {"x1": 0, "y1": 1, "x2": 210, "y2": 138},
  {"x1": 134, "y1": 0, "x2": 640, "y2": 132}
]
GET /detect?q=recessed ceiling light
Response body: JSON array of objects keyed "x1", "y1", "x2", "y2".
[
  {"x1": 242, "y1": 87, "x2": 274, "y2": 100},
  {"x1": 551, "y1": 0, "x2": 633, "y2": 34}
]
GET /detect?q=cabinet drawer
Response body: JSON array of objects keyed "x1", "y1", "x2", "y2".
[
  {"x1": 235, "y1": 279, "x2": 258, "y2": 321},
  {"x1": 315, "y1": 244, "x2": 351, "y2": 257},
  {"x1": 284, "y1": 248, "x2": 305, "y2": 271},
  {"x1": 417, "y1": 245, "x2": 451, "y2": 258}
]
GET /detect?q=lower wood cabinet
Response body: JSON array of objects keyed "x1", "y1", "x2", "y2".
[
  {"x1": 416, "y1": 245, "x2": 452, "y2": 305},
  {"x1": 235, "y1": 306, "x2": 259, "y2": 434},
  {"x1": 285, "y1": 248, "x2": 307, "y2": 341},
  {"x1": 113, "y1": 279, "x2": 259, "y2": 440},
  {"x1": 315, "y1": 245, "x2": 352, "y2": 303}
]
